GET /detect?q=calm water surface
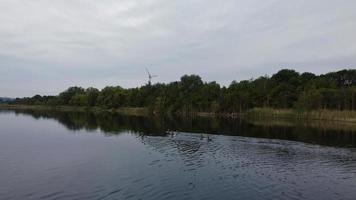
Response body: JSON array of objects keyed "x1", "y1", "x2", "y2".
[{"x1": 1, "y1": 109, "x2": 356, "y2": 200}]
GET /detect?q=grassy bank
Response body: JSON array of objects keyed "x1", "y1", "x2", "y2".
[
  {"x1": 246, "y1": 108, "x2": 356, "y2": 123},
  {"x1": 245, "y1": 117, "x2": 356, "y2": 132},
  {"x1": 113, "y1": 107, "x2": 149, "y2": 116}
]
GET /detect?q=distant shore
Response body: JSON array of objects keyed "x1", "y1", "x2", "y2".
[{"x1": 1, "y1": 104, "x2": 356, "y2": 123}]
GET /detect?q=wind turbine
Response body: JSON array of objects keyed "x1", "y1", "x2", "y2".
[{"x1": 146, "y1": 68, "x2": 158, "y2": 85}]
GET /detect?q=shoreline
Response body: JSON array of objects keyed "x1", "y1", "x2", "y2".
[
  {"x1": 1, "y1": 104, "x2": 356, "y2": 123},
  {"x1": 0, "y1": 104, "x2": 149, "y2": 117}
]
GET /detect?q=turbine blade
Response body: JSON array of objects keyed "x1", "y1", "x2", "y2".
[{"x1": 145, "y1": 68, "x2": 151, "y2": 76}]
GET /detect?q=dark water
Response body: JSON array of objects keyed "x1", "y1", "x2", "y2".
[{"x1": 1, "y1": 109, "x2": 356, "y2": 200}]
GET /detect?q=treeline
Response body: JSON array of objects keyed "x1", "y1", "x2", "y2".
[
  {"x1": 0, "y1": 97, "x2": 14, "y2": 103},
  {"x1": 10, "y1": 69, "x2": 356, "y2": 113}
]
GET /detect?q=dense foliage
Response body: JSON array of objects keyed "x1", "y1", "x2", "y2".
[{"x1": 10, "y1": 69, "x2": 356, "y2": 113}]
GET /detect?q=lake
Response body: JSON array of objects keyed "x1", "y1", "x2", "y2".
[{"x1": 1, "y1": 109, "x2": 356, "y2": 200}]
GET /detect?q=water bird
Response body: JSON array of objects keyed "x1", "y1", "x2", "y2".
[
  {"x1": 169, "y1": 131, "x2": 178, "y2": 138},
  {"x1": 200, "y1": 133, "x2": 212, "y2": 142}
]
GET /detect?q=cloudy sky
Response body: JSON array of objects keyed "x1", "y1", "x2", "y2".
[{"x1": 1, "y1": 0, "x2": 356, "y2": 97}]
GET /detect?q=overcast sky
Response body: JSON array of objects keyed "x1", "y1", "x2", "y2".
[{"x1": 1, "y1": 0, "x2": 356, "y2": 97}]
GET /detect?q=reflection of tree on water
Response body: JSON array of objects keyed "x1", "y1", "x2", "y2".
[{"x1": 8, "y1": 109, "x2": 356, "y2": 147}]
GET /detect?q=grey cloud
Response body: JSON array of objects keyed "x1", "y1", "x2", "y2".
[{"x1": 0, "y1": 0, "x2": 355, "y2": 97}]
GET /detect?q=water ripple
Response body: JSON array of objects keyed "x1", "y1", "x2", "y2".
[{"x1": 2, "y1": 129, "x2": 356, "y2": 200}]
